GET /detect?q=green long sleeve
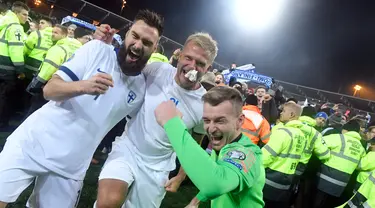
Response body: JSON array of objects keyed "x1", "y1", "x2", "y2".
[{"x1": 164, "y1": 117, "x2": 240, "y2": 201}]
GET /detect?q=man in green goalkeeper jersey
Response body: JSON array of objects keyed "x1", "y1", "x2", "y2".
[{"x1": 154, "y1": 86, "x2": 265, "y2": 208}]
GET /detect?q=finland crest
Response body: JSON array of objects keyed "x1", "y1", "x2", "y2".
[{"x1": 127, "y1": 90, "x2": 136, "y2": 103}]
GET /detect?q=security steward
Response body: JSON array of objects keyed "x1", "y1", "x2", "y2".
[
  {"x1": 0, "y1": 1, "x2": 29, "y2": 128},
  {"x1": 26, "y1": 26, "x2": 91, "y2": 115},
  {"x1": 338, "y1": 170, "x2": 375, "y2": 208},
  {"x1": 242, "y1": 94, "x2": 271, "y2": 147},
  {"x1": 313, "y1": 120, "x2": 366, "y2": 208},
  {"x1": 24, "y1": 16, "x2": 54, "y2": 80},
  {"x1": 354, "y1": 124, "x2": 375, "y2": 191},
  {"x1": 262, "y1": 103, "x2": 307, "y2": 208},
  {"x1": 286, "y1": 119, "x2": 330, "y2": 208},
  {"x1": 147, "y1": 44, "x2": 169, "y2": 64}
]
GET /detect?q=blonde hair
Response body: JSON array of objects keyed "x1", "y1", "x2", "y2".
[
  {"x1": 184, "y1": 32, "x2": 218, "y2": 64},
  {"x1": 284, "y1": 103, "x2": 302, "y2": 117}
]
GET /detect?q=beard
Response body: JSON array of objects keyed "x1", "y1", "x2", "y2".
[{"x1": 117, "y1": 43, "x2": 150, "y2": 76}]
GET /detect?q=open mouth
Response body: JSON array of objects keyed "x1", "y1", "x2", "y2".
[
  {"x1": 127, "y1": 50, "x2": 140, "y2": 62},
  {"x1": 210, "y1": 136, "x2": 223, "y2": 145}
]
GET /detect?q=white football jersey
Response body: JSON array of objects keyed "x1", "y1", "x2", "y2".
[
  {"x1": 9, "y1": 40, "x2": 145, "y2": 180},
  {"x1": 119, "y1": 62, "x2": 206, "y2": 171}
]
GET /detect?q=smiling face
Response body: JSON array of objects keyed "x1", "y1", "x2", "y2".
[
  {"x1": 256, "y1": 88, "x2": 266, "y2": 99},
  {"x1": 203, "y1": 101, "x2": 244, "y2": 152},
  {"x1": 316, "y1": 117, "x2": 326, "y2": 127},
  {"x1": 175, "y1": 41, "x2": 210, "y2": 90},
  {"x1": 117, "y1": 20, "x2": 159, "y2": 76}
]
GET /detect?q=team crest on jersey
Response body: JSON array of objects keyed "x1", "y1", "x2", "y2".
[{"x1": 127, "y1": 90, "x2": 136, "y2": 103}]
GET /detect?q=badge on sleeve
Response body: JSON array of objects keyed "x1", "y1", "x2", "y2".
[
  {"x1": 14, "y1": 29, "x2": 21, "y2": 41},
  {"x1": 221, "y1": 148, "x2": 256, "y2": 173},
  {"x1": 227, "y1": 150, "x2": 246, "y2": 160}
]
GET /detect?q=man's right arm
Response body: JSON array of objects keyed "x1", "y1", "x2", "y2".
[
  {"x1": 43, "y1": 75, "x2": 85, "y2": 101},
  {"x1": 43, "y1": 40, "x2": 113, "y2": 101}
]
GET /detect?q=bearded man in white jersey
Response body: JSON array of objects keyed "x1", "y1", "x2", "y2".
[
  {"x1": 0, "y1": 10, "x2": 163, "y2": 208},
  {"x1": 94, "y1": 26, "x2": 218, "y2": 208}
]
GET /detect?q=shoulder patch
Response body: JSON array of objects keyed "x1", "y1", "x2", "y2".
[
  {"x1": 221, "y1": 146, "x2": 258, "y2": 173},
  {"x1": 227, "y1": 150, "x2": 246, "y2": 160}
]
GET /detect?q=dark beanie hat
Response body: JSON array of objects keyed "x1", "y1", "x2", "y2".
[
  {"x1": 301, "y1": 106, "x2": 317, "y2": 118},
  {"x1": 343, "y1": 120, "x2": 360, "y2": 132},
  {"x1": 245, "y1": 94, "x2": 258, "y2": 106}
]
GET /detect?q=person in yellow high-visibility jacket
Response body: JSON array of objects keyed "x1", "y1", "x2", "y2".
[
  {"x1": 147, "y1": 44, "x2": 168, "y2": 64},
  {"x1": 354, "y1": 125, "x2": 375, "y2": 191},
  {"x1": 312, "y1": 120, "x2": 366, "y2": 208},
  {"x1": 337, "y1": 170, "x2": 375, "y2": 208},
  {"x1": 0, "y1": 2, "x2": 29, "y2": 128},
  {"x1": 24, "y1": 16, "x2": 55, "y2": 80},
  {"x1": 25, "y1": 26, "x2": 92, "y2": 116},
  {"x1": 262, "y1": 103, "x2": 307, "y2": 208}
]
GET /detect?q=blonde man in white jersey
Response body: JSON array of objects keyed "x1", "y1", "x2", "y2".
[
  {"x1": 94, "y1": 27, "x2": 218, "y2": 208},
  {"x1": 0, "y1": 10, "x2": 163, "y2": 208}
]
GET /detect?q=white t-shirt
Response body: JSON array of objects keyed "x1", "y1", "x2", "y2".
[
  {"x1": 10, "y1": 40, "x2": 145, "y2": 180},
  {"x1": 119, "y1": 62, "x2": 206, "y2": 171}
]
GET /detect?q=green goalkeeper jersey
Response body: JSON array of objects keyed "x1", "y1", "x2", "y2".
[{"x1": 164, "y1": 117, "x2": 265, "y2": 208}]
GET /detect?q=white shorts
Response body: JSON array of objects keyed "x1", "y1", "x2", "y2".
[
  {"x1": 99, "y1": 139, "x2": 169, "y2": 208},
  {"x1": 0, "y1": 138, "x2": 83, "y2": 208}
]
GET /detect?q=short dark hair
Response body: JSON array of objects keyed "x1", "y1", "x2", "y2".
[
  {"x1": 74, "y1": 27, "x2": 91, "y2": 39},
  {"x1": 216, "y1": 73, "x2": 224, "y2": 79},
  {"x1": 54, "y1": 24, "x2": 68, "y2": 35},
  {"x1": 134, "y1": 9, "x2": 164, "y2": 37},
  {"x1": 39, "y1": 16, "x2": 53, "y2": 26},
  {"x1": 255, "y1": 85, "x2": 267, "y2": 93},
  {"x1": 245, "y1": 94, "x2": 258, "y2": 106},
  {"x1": 12, "y1": 1, "x2": 29, "y2": 13},
  {"x1": 301, "y1": 106, "x2": 317, "y2": 118},
  {"x1": 202, "y1": 86, "x2": 243, "y2": 116},
  {"x1": 343, "y1": 119, "x2": 360, "y2": 133}
]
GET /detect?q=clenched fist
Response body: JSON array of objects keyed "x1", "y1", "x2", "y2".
[
  {"x1": 79, "y1": 73, "x2": 114, "y2": 95},
  {"x1": 154, "y1": 101, "x2": 183, "y2": 127},
  {"x1": 93, "y1": 24, "x2": 117, "y2": 44}
]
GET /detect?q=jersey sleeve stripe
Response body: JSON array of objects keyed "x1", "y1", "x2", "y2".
[{"x1": 58, "y1": 66, "x2": 79, "y2": 81}]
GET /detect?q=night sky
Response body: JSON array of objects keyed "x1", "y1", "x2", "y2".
[{"x1": 88, "y1": 0, "x2": 375, "y2": 100}]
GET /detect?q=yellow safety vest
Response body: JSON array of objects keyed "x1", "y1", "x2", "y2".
[
  {"x1": 317, "y1": 132, "x2": 366, "y2": 197},
  {"x1": 27, "y1": 38, "x2": 82, "y2": 95},
  {"x1": 262, "y1": 126, "x2": 307, "y2": 201},
  {"x1": 24, "y1": 27, "x2": 54, "y2": 78},
  {"x1": 147, "y1": 52, "x2": 169, "y2": 64},
  {"x1": 0, "y1": 11, "x2": 25, "y2": 79}
]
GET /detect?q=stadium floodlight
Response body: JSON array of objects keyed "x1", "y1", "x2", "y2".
[
  {"x1": 234, "y1": 0, "x2": 286, "y2": 31},
  {"x1": 34, "y1": 0, "x2": 41, "y2": 6},
  {"x1": 353, "y1": 85, "x2": 362, "y2": 96}
]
